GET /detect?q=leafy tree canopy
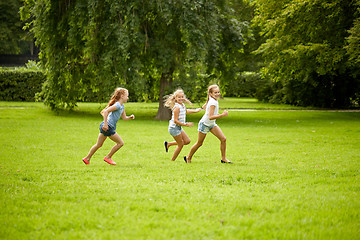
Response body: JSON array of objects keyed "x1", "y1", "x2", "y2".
[
  {"x1": 21, "y1": 0, "x2": 250, "y2": 118},
  {"x1": 0, "y1": 0, "x2": 26, "y2": 54},
  {"x1": 253, "y1": 0, "x2": 360, "y2": 108},
  {"x1": 345, "y1": 1, "x2": 360, "y2": 66}
]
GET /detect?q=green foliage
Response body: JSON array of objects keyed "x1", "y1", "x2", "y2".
[
  {"x1": 0, "y1": 0, "x2": 25, "y2": 54},
  {"x1": 214, "y1": 1, "x2": 265, "y2": 89},
  {"x1": 223, "y1": 71, "x2": 262, "y2": 98},
  {"x1": 24, "y1": 60, "x2": 41, "y2": 70},
  {"x1": 253, "y1": 0, "x2": 360, "y2": 108},
  {"x1": 221, "y1": 72, "x2": 281, "y2": 104},
  {"x1": 345, "y1": 2, "x2": 360, "y2": 67},
  {"x1": 21, "y1": 0, "x2": 250, "y2": 110},
  {"x1": 0, "y1": 67, "x2": 44, "y2": 101},
  {"x1": 0, "y1": 61, "x2": 174, "y2": 104}
]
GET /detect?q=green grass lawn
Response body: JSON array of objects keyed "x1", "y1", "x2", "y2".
[{"x1": 0, "y1": 99, "x2": 359, "y2": 239}]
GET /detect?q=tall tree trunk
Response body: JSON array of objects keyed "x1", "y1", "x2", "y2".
[{"x1": 155, "y1": 71, "x2": 173, "y2": 120}]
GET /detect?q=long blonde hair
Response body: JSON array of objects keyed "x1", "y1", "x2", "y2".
[
  {"x1": 164, "y1": 89, "x2": 189, "y2": 109},
  {"x1": 101, "y1": 87, "x2": 128, "y2": 115}
]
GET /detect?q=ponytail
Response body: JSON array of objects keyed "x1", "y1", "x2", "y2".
[{"x1": 101, "y1": 87, "x2": 128, "y2": 115}]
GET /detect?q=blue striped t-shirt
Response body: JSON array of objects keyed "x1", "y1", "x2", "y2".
[{"x1": 169, "y1": 103, "x2": 186, "y2": 128}]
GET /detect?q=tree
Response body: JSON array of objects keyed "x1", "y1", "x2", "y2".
[
  {"x1": 21, "y1": 0, "x2": 249, "y2": 119},
  {"x1": 215, "y1": 0, "x2": 265, "y2": 97},
  {"x1": 0, "y1": 0, "x2": 26, "y2": 54},
  {"x1": 252, "y1": 0, "x2": 360, "y2": 108},
  {"x1": 345, "y1": 1, "x2": 360, "y2": 67}
]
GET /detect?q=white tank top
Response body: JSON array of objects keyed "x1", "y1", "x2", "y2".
[{"x1": 200, "y1": 97, "x2": 218, "y2": 126}]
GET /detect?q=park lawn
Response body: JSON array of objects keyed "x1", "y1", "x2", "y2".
[{"x1": 0, "y1": 101, "x2": 359, "y2": 239}]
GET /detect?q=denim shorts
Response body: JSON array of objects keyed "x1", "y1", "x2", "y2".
[
  {"x1": 198, "y1": 121, "x2": 217, "y2": 134},
  {"x1": 99, "y1": 122, "x2": 116, "y2": 136},
  {"x1": 168, "y1": 125, "x2": 183, "y2": 137}
]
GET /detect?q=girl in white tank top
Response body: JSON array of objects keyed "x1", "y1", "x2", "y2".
[{"x1": 184, "y1": 85, "x2": 232, "y2": 164}]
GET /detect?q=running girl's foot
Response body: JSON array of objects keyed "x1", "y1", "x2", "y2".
[
  {"x1": 82, "y1": 157, "x2": 90, "y2": 165},
  {"x1": 164, "y1": 141, "x2": 168, "y2": 152},
  {"x1": 104, "y1": 157, "x2": 116, "y2": 165},
  {"x1": 221, "y1": 159, "x2": 233, "y2": 164},
  {"x1": 184, "y1": 156, "x2": 191, "y2": 163}
]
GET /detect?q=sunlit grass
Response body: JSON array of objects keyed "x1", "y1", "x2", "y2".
[{"x1": 0, "y1": 101, "x2": 359, "y2": 239}]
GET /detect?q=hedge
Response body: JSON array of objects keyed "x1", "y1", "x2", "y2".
[{"x1": 0, "y1": 68, "x2": 45, "y2": 101}]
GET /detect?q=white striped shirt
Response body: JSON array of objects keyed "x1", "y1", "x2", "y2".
[{"x1": 169, "y1": 103, "x2": 186, "y2": 128}]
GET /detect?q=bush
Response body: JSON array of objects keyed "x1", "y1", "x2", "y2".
[
  {"x1": 223, "y1": 71, "x2": 276, "y2": 101},
  {"x1": 263, "y1": 72, "x2": 360, "y2": 108},
  {"x1": 0, "y1": 67, "x2": 45, "y2": 101}
]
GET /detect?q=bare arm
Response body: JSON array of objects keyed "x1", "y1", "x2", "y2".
[
  {"x1": 173, "y1": 107, "x2": 193, "y2": 127},
  {"x1": 208, "y1": 105, "x2": 228, "y2": 120},
  {"x1": 202, "y1": 102, "x2": 207, "y2": 109},
  {"x1": 186, "y1": 108, "x2": 202, "y2": 114},
  {"x1": 121, "y1": 109, "x2": 135, "y2": 121},
  {"x1": 101, "y1": 104, "x2": 118, "y2": 131}
]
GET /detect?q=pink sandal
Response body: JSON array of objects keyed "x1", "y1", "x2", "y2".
[
  {"x1": 104, "y1": 157, "x2": 116, "y2": 165},
  {"x1": 82, "y1": 158, "x2": 90, "y2": 165}
]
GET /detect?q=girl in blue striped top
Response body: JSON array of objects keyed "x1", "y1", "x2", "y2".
[{"x1": 164, "y1": 89, "x2": 202, "y2": 161}]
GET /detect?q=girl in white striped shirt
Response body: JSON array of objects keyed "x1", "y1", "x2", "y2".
[{"x1": 164, "y1": 89, "x2": 202, "y2": 161}]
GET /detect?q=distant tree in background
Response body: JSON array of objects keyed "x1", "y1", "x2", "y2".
[
  {"x1": 21, "y1": 0, "x2": 250, "y2": 119},
  {"x1": 253, "y1": 0, "x2": 360, "y2": 108},
  {"x1": 216, "y1": 0, "x2": 265, "y2": 98},
  {"x1": 0, "y1": 0, "x2": 25, "y2": 54},
  {"x1": 345, "y1": 1, "x2": 360, "y2": 67}
]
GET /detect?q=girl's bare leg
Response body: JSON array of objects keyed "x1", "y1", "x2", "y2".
[
  {"x1": 167, "y1": 130, "x2": 191, "y2": 149},
  {"x1": 171, "y1": 134, "x2": 184, "y2": 161},
  {"x1": 84, "y1": 133, "x2": 107, "y2": 161},
  {"x1": 106, "y1": 133, "x2": 124, "y2": 159},
  {"x1": 170, "y1": 131, "x2": 190, "y2": 161},
  {"x1": 210, "y1": 126, "x2": 230, "y2": 162},
  {"x1": 167, "y1": 140, "x2": 178, "y2": 148},
  {"x1": 186, "y1": 131, "x2": 207, "y2": 163},
  {"x1": 180, "y1": 130, "x2": 191, "y2": 145}
]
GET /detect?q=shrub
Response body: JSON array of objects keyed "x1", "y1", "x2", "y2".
[
  {"x1": 0, "y1": 67, "x2": 45, "y2": 101},
  {"x1": 223, "y1": 71, "x2": 274, "y2": 100}
]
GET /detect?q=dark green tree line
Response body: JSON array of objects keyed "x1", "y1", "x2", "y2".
[
  {"x1": 0, "y1": 0, "x2": 27, "y2": 54},
  {"x1": 345, "y1": 1, "x2": 360, "y2": 66},
  {"x1": 253, "y1": 0, "x2": 360, "y2": 108}
]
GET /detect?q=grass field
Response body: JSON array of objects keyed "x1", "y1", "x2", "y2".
[{"x1": 0, "y1": 99, "x2": 359, "y2": 239}]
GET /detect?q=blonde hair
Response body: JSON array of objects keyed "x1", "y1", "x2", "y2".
[
  {"x1": 206, "y1": 84, "x2": 220, "y2": 104},
  {"x1": 164, "y1": 89, "x2": 189, "y2": 109},
  {"x1": 101, "y1": 87, "x2": 128, "y2": 115}
]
